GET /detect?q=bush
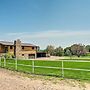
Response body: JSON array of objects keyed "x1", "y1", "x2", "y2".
[{"x1": 4, "y1": 53, "x2": 14, "y2": 59}]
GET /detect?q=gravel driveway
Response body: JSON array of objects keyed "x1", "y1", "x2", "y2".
[{"x1": 0, "y1": 68, "x2": 90, "y2": 90}]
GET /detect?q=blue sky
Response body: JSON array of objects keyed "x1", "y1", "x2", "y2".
[{"x1": 0, "y1": 0, "x2": 90, "y2": 49}]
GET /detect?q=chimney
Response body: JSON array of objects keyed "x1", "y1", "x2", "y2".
[{"x1": 14, "y1": 39, "x2": 21, "y2": 59}]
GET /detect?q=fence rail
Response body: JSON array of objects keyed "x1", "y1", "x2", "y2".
[{"x1": 0, "y1": 58, "x2": 90, "y2": 79}]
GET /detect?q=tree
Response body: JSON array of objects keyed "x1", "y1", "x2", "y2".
[
  {"x1": 65, "y1": 49, "x2": 72, "y2": 57},
  {"x1": 64, "y1": 47, "x2": 71, "y2": 56},
  {"x1": 71, "y1": 44, "x2": 86, "y2": 57},
  {"x1": 54, "y1": 46, "x2": 64, "y2": 56},
  {"x1": 45, "y1": 45, "x2": 55, "y2": 55},
  {"x1": 85, "y1": 45, "x2": 90, "y2": 53}
]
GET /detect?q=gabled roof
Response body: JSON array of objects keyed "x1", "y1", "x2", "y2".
[{"x1": 0, "y1": 41, "x2": 38, "y2": 47}]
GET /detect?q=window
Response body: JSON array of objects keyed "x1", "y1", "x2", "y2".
[
  {"x1": 22, "y1": 46, "x2": 24, "y2": 49},
  {"x1": 32, "y1": 47, "x2": 34, "y2": 50},
  {"x1": 10, "y1": 46, "x2": 13, "y2": 49},
  {"x1": 22, "y1": 54, "x2": 24, "y2": 56}
]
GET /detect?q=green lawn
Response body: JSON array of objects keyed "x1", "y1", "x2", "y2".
[
  {"x1": 63, "y1": 56, "x2": 90, "y2": 60},
  {"x1": 0, "y1": 59, "x2": 90, "y2": 80}
]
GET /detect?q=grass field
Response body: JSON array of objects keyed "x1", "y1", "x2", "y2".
[
  {"x1": 63, "y1": 56, "x2": 90, "y2": 60},
  {"x1": 0, "y1": 59, "x2": 90, "y2": 80}
]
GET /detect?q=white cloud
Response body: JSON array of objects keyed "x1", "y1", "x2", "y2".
[
  {"x1": 25, "y1": 30, "x2": 90, "y2": 39},
  {"x1": 7, "y1": 30, "x2": 90, "y2": 39},
  {"x1": 7, "y1": 32, "x2": 28, "y2": 36}
]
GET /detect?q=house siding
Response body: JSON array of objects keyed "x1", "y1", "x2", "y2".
[
  {"x1": 0, "y1": 40, "x2": 38, "y2": 59},
  {"x1": 8, "y1": 46, "x2": 14, "y2": 53},
  {"x1": 21, "y1": 46, "x2": 37, "y2": 51}
]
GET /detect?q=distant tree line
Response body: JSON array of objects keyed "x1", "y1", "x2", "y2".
[{"x1": 44, "y1": 44, "x2": 90, "y2": 57}]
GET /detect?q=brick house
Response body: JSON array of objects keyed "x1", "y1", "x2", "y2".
[{"x1": 0, "y1": 39, "x2": 39, "y2": 59}]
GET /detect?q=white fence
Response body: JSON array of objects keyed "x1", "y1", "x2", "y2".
[{"x1": 0, "y1": 57, "x2": 90, "y2": 78}]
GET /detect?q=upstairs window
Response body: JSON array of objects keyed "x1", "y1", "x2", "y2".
[
  {"x1": 32, "y1": 47, "x2": 34, "y2": 50},
  {"x1": 10, "y1": 46, "x2": 13, "y2": 49},
  {"x1": 22, "y1": 46, "x2": 24, "y2": 49},
  {"x1": 22, "y1": 54, "x2": 24, "y2": 56}
]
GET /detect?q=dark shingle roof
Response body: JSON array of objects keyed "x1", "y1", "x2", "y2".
[{"x1": 0, "y1": 41, "x2": 38, "y2": 47}]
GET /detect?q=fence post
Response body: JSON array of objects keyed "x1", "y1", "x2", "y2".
[
  {"x1": 61, "y1": 60, "x2": 64, "y2": 78},
  {"x1": 32, "y1": 60, "x2": 34, "y2": 73},
  {"x1": 0, "y1": 57, "x2": 1, "y2": 66},
  {"x1": 4, "y1": 57, "x2": 6, "y2": 67},
  {"x1": 15, "y1": 58, "x2": 17, "y2": 70}
]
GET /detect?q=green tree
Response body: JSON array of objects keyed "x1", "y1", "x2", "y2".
[
  {"x1": 54, "y1": 46, "x2": 64, "y2": 56},
  {"x1": 85, "y1": 45, "x2": 90, "y2": 52},
  {"x1": 45, "y1": 45, "x2": 55, "y2": 55},
  {"x1": 64, "y1": 47, "x2": 71, "y2": 56},
  {"x1": 71, "y1": 44, "x2": 86, "y2": 57},
  {"x1": 65, "y1": 49, "x2": 72, "y2": 57}
]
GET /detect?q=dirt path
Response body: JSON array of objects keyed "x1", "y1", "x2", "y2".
[{"x1": 0, "y1": 68, "x2": 90, "y2": 90}]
